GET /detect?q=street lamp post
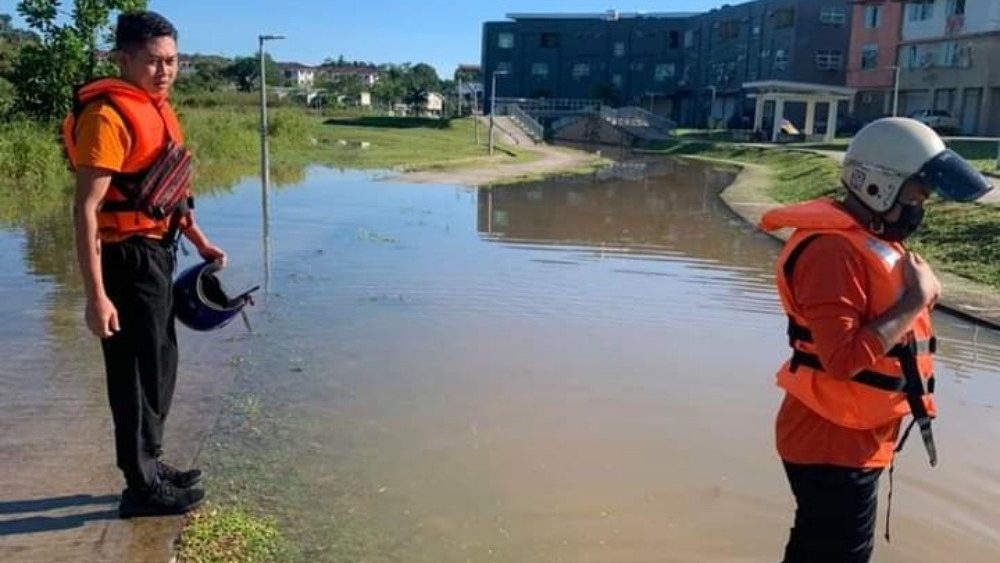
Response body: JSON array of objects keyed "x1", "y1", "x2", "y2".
[
  {"x1": 890, "y1": 65, "x2": 900, "y2": 117},
  {"x1": 706, "y1": 86, "x2": 717, "y2": 129},
  {"x1": 489, "y1": 69, "x2": 508, "y2": 156},
  {"x1": 259, "y1": 33, "x2": 284, "y2": 294}
]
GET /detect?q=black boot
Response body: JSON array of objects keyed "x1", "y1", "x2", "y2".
[
  {"x1": 118, "y1": 481, "x2": 205, "y2": 519},
  {"x1": 157, "y1": 460, "x2": 204, "y2": 489}
]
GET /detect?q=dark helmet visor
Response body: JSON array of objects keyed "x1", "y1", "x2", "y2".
[{"x1": 913, "y1": 149, "x2": 993, "y2": 203}]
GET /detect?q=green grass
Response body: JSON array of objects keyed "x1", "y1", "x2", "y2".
[
  {"x1": 643, "y1": 139, "x2": 1000, "y2": 289},
  {"x1": 0, "y1": 106, "x2": 534, "y2": 225},
  {"x1": 0, "y1": 120, "x2": 71, "y2": 223},
  {"x1": 177, "y1": 504, "x2": 291, "y2": 563}
]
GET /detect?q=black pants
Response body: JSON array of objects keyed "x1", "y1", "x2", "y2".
[
  {"x1": 100, "y1": 237, "x2": 178, "y2": 490},
  {"x1": 781, "y1": 462, "x2": 883, "y2": 563}
]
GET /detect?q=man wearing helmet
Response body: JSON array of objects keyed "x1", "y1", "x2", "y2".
[
  {"x1": 759, "y1": 117, "x2": 992, "y2": 563},
  {"x1": 67, "y1": 12, "x2": 225, "y2": 518}
]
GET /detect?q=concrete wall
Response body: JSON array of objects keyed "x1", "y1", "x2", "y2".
[
  {"x1": 897, "y1": 33, "x2": 1000, "y2": 134},
  {"x1": 903, "y1": 0, "x2": 1000, "y2": 42}
]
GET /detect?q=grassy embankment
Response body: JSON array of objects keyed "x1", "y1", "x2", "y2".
[
  {"x1": 0, "y1": 96, "x2": 537, "y2": 224},
  {"x1": 644, "y1": 139, "x2": 1000, "y2": 289}
]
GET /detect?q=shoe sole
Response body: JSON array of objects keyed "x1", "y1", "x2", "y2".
[{"x1": 118, "y1": 495, "x2": 206, "y2": 519}]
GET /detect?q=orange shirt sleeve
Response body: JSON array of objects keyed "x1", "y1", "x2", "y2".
[
  {"x1": 73, "y1": 101, "x2": 132, "y2": 172},
  {"x1": 791, "y1": 235, "x2": 886, "y2": 379}
]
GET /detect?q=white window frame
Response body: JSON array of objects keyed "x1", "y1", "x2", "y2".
[
  {"x1": 498, "y1": 32, "x2": 514, "y2": 49},
  {"x1": 864, "y1": 5, "x2": 881, "y2": 29},
  {"x1": 815, "y1": 49, "x2": 844, "y2": 71},
  {"x1": 820, "y1": 6, "x2": 847, "y2": 25},
  {"x1": 861, "y1": 44, "x2": 879, "y2": 70},
  {"x1": 654, "y1": 63, "x2": 676, "y2": 82},
  {"x1": 774, "y1": 49, "x2": 789, "y2": 70},
  {"x1": 907, "y1": 2, "x2": 934, "y2": 22}
]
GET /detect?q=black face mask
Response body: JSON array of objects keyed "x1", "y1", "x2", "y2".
[{"x1": 878, "y1": 203, "x2": 925, "y2": 242}]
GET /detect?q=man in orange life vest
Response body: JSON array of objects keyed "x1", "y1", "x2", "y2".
[
  {"x1": 760, "y1": 118, "x2": 992, "y2": 562},
  {"x1": 67, "y1": 11, "x2": 225, "y2": 518}
]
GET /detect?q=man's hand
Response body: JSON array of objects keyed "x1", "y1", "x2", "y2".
[
  {"x1": 86, "y1": 295, "x2": 120, "y2": 338},
  {"x1": 903, "y1": 252, "x2": 941, "y2": 309},
  {"x1": 198, "y1": 242, "x2": 227, "y2": 267}
]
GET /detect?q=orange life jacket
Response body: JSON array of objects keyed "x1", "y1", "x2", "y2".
[
  {"x1": 761, "y1": 198, "x2": 938, "y2": 465},
  {"x1": 62, "y1": 78, "x2": 189, "y2": 243}
]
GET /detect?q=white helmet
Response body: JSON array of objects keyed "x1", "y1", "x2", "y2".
[{"x1": 842, "y1": 117, "x2": 991, "y2": 213}]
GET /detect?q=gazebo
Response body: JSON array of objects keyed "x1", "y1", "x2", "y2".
[{"x1": 743, "y1": 80, "x2": 857, "y2": 142}]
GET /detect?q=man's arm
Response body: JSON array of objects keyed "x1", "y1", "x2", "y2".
[
  {"x1": 181, "y1": 214, "x2": 227, "y2": 266},
  {"x1": 74, "y1": 166, "x2": 119, "y2": 338}
]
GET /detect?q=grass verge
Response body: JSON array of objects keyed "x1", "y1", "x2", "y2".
[
  {"x1": 177, "y1": 504, "x2": 291, "y2": 563},
  {"x1": 642, "y1": 139, "x2": 1000, "y2": 289},
  {"x1": 0, "y1": 109, "x2": 536, "y2": 225}
]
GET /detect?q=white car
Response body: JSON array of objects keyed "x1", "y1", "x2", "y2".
[{"x1": 909, "y1": 109, "x2": 959, "y2": 134}]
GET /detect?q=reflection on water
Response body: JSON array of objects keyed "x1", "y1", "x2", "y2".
[{"x1": 1, "y1": 160, "x2": 999, "y2": 562}]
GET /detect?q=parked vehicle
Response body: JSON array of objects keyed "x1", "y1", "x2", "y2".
[{"x1": 909, "y1": 109, "x2": 959, "y2": 134}]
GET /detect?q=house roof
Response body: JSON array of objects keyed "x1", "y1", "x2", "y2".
[{"x1": 506, "y1": 11, "x2": 698, "y2": 21}]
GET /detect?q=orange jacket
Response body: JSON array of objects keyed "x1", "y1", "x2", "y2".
[
  {"x1": 761, "y1": 199, "x2": 936, "y2": 436},
  {"x1": 62, "y1": 78, "x2": 187, "y2": 242}
]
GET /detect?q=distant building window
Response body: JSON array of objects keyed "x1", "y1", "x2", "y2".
[
  {"x1": 816, "y1": 49, "x2": 844, "y2": 70},
  {"x1": 861, "y1": 44, "x2": 878, "y2": 70},
  {"x1": 684, "y1": 30, "x2": 695, "y2": 48},
  {"x1": 572, "y1": 63, "x2": 591, "y2": 80},
  {"x1": 947, "y1": 0, "x2": 966, "y2": 16},
  {"x1": 629, "y1": 61, "x2": 645, "y2": 72},
  {"x1": 939, "y1": 41, "x2": 971, "y2": 67},
  {"x1": 654, "y1": 63, "x2": 676, "y2": 82},
  {"x1": 864, "y1": 5, "x2": 881, "y2": 28},
  {"x1": 497, "y1": 62, "x2": 512, "y2": 73},
  {"x1": 531, "y1": 62, "x2": 549, "y2": 77},
  {"x1": 775, "y1": 8, "x2": 795, "y2": 29},
  {"x1": 668, "y1": 31, "x2": 680, "y2": 49},
  {"x1": 820, "y1": 6, "x2": 846, "y2": 25},
  {"x1": 718, "y1": 20, "x2": 740, "y2": 40},
  {"x1": 539, "y1": 33, "x2": 559, "y2": 48},
  {"x1": 752, "y1": 25, "x2": 761, "y2": 36},
  {"x1": 612, "y1": 74, "x2": 623, "y2": 88},
  {"x1": 907, "y1": 1, "x2": 934, "y2": 22},
  {"x1": 498, "y1": 32, "x2": 514, "y2": 49},
  {"x1": 774, "y1": 49, "x2": 789, "y2": 70},
  {"x1": 613, "y1": 42, "x2": 626, "y2": 57},
  {"x1": 904, "y1": 45, "x2": 918, "y2": 69}
]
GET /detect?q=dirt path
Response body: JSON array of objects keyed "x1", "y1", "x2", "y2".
[{"x1": 395, "y1": 142, "x2": 604, "y2": 187}]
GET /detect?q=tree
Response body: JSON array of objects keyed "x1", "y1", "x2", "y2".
[
  {"x1": 408, "y1": 63, "x2": 440, "y2": 93},
  {"x1": 175, "y1": 55, "x2": 230, "y2": 93},
  {"x1": 403, "y1": 86, "x2": 428, "y2": 116},
  {"x1": 320, "y1": 72, "x2": 364, "y2": 104},
  {"x1": 12, "y1": 0, "x2": 146, "y2": 120},
  {"x1": 224, "y1": 54, "x2": 280, "y2": 92}
]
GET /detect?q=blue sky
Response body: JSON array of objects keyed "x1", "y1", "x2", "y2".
[{"x1": 5, "y1": 0, "x2": 725, "y2": 78}]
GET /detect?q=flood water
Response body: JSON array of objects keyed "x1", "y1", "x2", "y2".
[{"x1": 2, "y1": 158, "x2": 999, "y2": 562}]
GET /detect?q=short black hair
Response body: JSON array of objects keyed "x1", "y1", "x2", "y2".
[{"x1": 115, "y1": 11, "x2": 177, "y2": 52}]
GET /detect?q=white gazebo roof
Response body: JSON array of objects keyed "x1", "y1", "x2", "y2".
[{"x1": 743, "y1": 80, "x2": 856, "y2": 99}]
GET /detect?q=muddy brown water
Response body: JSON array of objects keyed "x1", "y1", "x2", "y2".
[{"x1": 1, "y1": 159, "x2": 999, "y2": 562}]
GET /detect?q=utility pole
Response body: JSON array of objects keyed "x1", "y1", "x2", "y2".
[{"x1": 259, "y1": 34, "x2": 284, "y2": 294}]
